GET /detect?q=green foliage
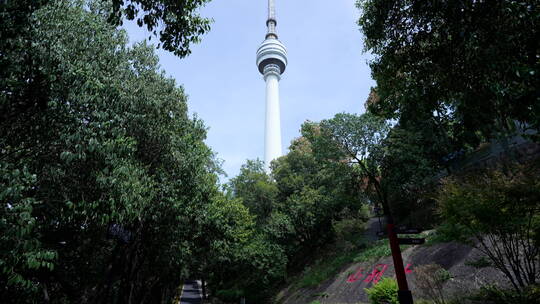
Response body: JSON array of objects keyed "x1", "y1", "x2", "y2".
[
  {"x1": 222, "y1": 117, "x2": 371, "y2": 300},
  {"x1": 0, "y1": 164, "x2": 56, "y2": 292},
  {"x1": 379, "y1": 125, "x2": 444, "y2": 223},
  {"x1": 353, "y1": 240, "x2": 391, "y2": 263},
  {"x1": 204, "y1": 229, "x2": 287, "y2": 303},
  {"x1": 352, "y1": 238, "x2": 411, "y2": 264},
  {"x1": 108, "y1": 0, "x2": 212, "y2": 57},
  {"x1": 437, "y1": 268, "x2": 452, "y2": 282},
  {"x1": 333, "y1": 207, "x2": 369, "y2": 247},
  {"x1": 312, "y1": 112, "x2": 394, "y2": 219},
  {"x1": 243, "y1": 235, "x2": 287, "y2": 284},
  {"x1": 358, "y1": 0, "x2": 540, "y2": 144},
  {"x1": 438, "y1": 161, "x2": 540, "y2": 290},
  {"x1": 365, "y1": 277, "x2": 399, "y2": 304},
  {"x1": 0, "y1": 1, "x2": 231, "y2": 302},
  {"x1": 357, "y1": 0, "x2": 540, "y2": 226},
  {"x1": 426, "y1": 222, "x2": 471, "y2": 245},
  {"x1": 316, "y1": 112, "x2": 390, "y2": 163},
  {"x1": 229, "y1": 159, "x2": 277, "y2": 224},
  {"x1": 270, "y1": 123, "x2": 369, "y2": 262},
  {"x1": 471, "y1": 284, "x2": 540, "y2": 304},
  {"x1": 201, "y1": 196, "x2": 255, "y2": 261},
  {"x1": 1, "y1": 0, "x2": 211, "y2": 63},
  {"x1": 296, "y1": 251, "x2": 357, "y2": 289},
  {"x1": 215, "y1": 288, "x2": 244, "y2": 302}
]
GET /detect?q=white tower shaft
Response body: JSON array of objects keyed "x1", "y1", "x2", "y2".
[{"x1": 264, "y1": 65, "x2": 282, "y2": 169}]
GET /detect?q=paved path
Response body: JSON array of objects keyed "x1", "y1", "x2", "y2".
[
  {"x1": 365, "y1": 216, "x2": 386, "y2": 242},
  {"x1": 179, "y1": 280, "x2": 202, "y2": 304}
]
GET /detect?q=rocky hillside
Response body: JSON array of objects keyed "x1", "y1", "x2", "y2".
[{"x1": 275, "y1": 240, "x2": 508, "y2": 304}]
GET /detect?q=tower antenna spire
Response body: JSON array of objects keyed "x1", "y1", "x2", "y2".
[{"x1": 266, "y1": 0, "x2": 277, "y2": 39}]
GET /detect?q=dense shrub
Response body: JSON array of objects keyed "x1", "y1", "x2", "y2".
[
  {"x1": 471, "y1": 284, "x2": 540, "y2": 304},
  {"x1": 365, "y1": 277, "x2": 399, "y2": 304},
  {"x1": 426, "y1": 222, "x2": 471, "y2": 245}
]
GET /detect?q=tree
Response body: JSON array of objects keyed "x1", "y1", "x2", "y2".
[
  {"x1": 310, "y1": 113, "x2": 391, "y2": 215},
  {"x1": 221, "y1": 118, "x2": 374, "y2": 302},
  {"x1": 1, "y1": 0, "x2": 212, "y2": 153},
  {"x1": 358, "y1": 0, "x2": 540, "y2": 144},
  {"x1": 378, "y1": 124, "x2": 445, "y2": 223},
  {"x1": 438, "y1": 161, "x2": 540, "y2": 291},
  {"x1": 0, "y1": 0, "x2": 211, "y2": 59},
  {"x1": 191, "y1": 194, "x2": 256, "y2": 296},
  {"x1": 0, "y1": 1, "x2": 221, "y2": 302},
  {"x1": 213, "y1": 162, "x2": 290, "y2": 302},
  {"x1": 229, "y1": 160, "x2": 278, "y2": 224},
  {"x1": 271, "y1": 122, "x2": 368, "y2": 262},
  {"x1": 108, "y1": 0, "x2": 212, "y2": 57}
]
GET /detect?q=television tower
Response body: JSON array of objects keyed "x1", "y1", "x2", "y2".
[{"x1": 256, "y1": 0, "x2": 287, "y2": 171}]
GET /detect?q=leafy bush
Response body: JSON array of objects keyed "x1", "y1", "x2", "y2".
[{"x1": 365, "y1": 277, "x2": 399, "y2": 304}]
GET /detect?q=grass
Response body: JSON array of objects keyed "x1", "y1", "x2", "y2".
[
  {"x1": 292, "y1": 218, "x2": 434, "y2": 292},
  {"x1": 353, "y1": 239, "x2": 391, "y2": 262},
  {"x1": 294, "y1": 239, "x2": 413, "y2": 290},
  {"x1": 295, "y1": 250, "x2": 358, "y2": 289},
  {"x1": 353, "y1": 239, "x2": 411, "y2": 263},
  {"x1": 294, "y1": 232, "x2": 420, "y2": 290}
]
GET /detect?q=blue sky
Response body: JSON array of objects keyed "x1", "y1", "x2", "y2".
[{"x1": 124, "y1": 0, "x2": 374, "y2": 179}]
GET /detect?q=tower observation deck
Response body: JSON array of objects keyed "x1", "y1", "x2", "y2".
[{"x1": 256, "y1": 0, "x2": 288, "y2": 172}]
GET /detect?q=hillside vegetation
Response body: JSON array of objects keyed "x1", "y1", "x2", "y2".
[{"x1": 1, "y1": 0, "x2": 538, "y2": 303}]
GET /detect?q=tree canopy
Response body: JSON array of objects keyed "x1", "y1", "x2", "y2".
[
  {"x1": 0, "y1": 0, "x2": 211, "y2": 59},
  {"x1": 0, "y1": 1, "x2": 228, "y2": 303},
  {"x1": 310, "y1": 113, "x2": 391, "y2": 215},
  {"x1": 108, "y1": 0, "x2": 212, "y2": 57},
  {"x1": 358, "y1": 0, "x2": 540, "y2": 144}
]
